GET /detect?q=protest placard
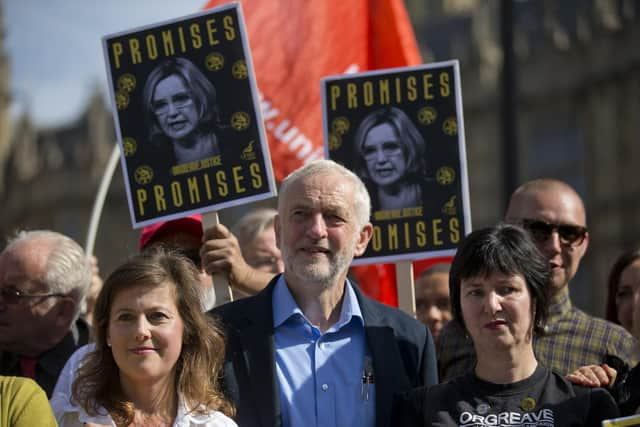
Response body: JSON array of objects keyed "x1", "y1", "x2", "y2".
[
  {"x1": 322, "y1": 60, "x2": 471, "y2": 265},
  {"x1": 103, "y1": 3, "x2": 275, "y2": 228}
]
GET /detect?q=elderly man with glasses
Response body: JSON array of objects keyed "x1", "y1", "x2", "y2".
[
  {"x1": 0, "y1": 230, "x2": 92, "y2": 397},
  {"x1": 437, "y1": 179, "x2": 640, "y2": 381}
]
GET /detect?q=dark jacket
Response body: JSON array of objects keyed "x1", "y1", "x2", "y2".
[{"x1": 210, "y1": 275, "x2": 438, "y2": 427}]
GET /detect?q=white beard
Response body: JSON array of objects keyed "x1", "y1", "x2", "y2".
[{"x1": 282, "y1": 236, "x2": 358, "y2": 289}]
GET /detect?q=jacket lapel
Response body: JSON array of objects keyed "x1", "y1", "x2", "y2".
[
  {"x1": 236, "y1": 278, "x2": 281, "y2": 427},
  {"x1": 356, "y1": 286, "x2": 412, "y2": 427}
]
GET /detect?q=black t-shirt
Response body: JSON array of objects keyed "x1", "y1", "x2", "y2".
[
  {"x1": 615, "y1": 361, "x2": 640, "y2": 416},
  {"x1": 393, "y1": 364, "x2": 619, "y2": 426}
]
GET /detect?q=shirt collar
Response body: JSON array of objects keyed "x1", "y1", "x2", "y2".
[
  {"x1": 547, "y1": 286, "x2": 572, "y2": 319},
  {"x1": 272, "y1": 275, "x2": 364, "y2": 330}
]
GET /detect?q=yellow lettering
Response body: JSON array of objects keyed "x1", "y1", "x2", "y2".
[
  {"x1": 363, "y1": 81, "x2": 374, "y2": 106},
  {"x1": 112, "y1": 42, "x2": 123, "y2": 69},
  {"x1": 432, "y1": 219, "x2": 443, "y2": 245},
  {"x1": 407, "y1": 76, "x2": 417, "y2": 101},
  {"x1": 330, "y1": 85, "x2": 341, "y2": 111},
  {"x1": 187, "y1": 177, "x2": 201, "y2": 203},
  {"x1": 347, "y1": 83, "x2": 358, "y2": 109},
  {"x1": 250, "y1": 163, "x2": 263, "y2": 188},
  {"x1": 223, "y1": 15, "x2": 236, "y2": 40},
  {"x1": 232, "y1": 166, "x2": 246, "y2": 193},
  {"x1": 416, "y1": 221, "x2": 427, "y2": 246},
  {"x1": 440, "y1": 72, "x2": 450, "y2": 97},
  {"x1": 161, "y1": 30, "x2": 175, "y2": 56},
  {"x1": 372, "y1": 226, "x2": 382, "y2": 251},
  {"x1": 404, "y1": 222, "x2": 411, "y2": 249},
  {"x1": 177, "y1": 26, "x2": 187, "y2": 52},
  {"x1": 205, "y1": 19, "x2": 218, "y2": 46},
  {"x1": 190, "y1": 23, "x2": 203, "y2": 48},
  {"x1": 388, "y1": 224, "x2": 399, "y2": 250},
  {"x1": 216, "y1": 171, "x2": 228, "y2": 196},
  {"x1": 395, "y1": 77, "x2": 402, "y2": 103},
  {"x1": 170, "y1": 182, "x2": 183, "y2": 207},
  {"x1": 129, "y1": 39, "x2": 142, "y2": 65},
  {"x1": 136, "y1": 189, "x2": 147, "y2": 216},
  {"x1": 378, "y1": 79, "x2": 390, "y2": 105},
  {"x1": 423, "y1": 73, "x2": 434, "y2": 99},
  {"x1": 145, "y1": 34, "x2": 158, "y2": 59},
  {"x1": 203, "y1": 173, "x2": 213, "y2": 199},
  {"x1": 449, "y1": 217, "x2": 460, "y2": 243},
  {"x1": 153, "y1": 185, "x2": 167, "y2": 212}
]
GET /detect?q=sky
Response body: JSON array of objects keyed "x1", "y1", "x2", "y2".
[{"x1": 4, "y1": 0, "x2": 206, "y2": 128}]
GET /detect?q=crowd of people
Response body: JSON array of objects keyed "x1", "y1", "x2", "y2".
[{"x1": 1, "y1": 159, "x2": 640, "y2": 426}]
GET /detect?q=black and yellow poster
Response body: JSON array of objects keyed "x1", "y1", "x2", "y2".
[
  {"x1": 103, "y1": 3, "x2": 275, "y2": 228},
  {"x1": 321, "y1": 60, "x2": 471, "y2": 264}
]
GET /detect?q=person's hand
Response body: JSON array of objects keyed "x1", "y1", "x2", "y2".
[
  {"x1": 201, "y1": 223, "x2": 252, "y2": 283},
  {"x1": 201, "y1": 223, "x2": 276, "y2": 295},
  {"x1": 566, "y1": 364, "x2": 617, "y2": 388}
]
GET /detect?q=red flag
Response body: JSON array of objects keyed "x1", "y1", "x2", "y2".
[
  {"x1": 204, "y1": 0, "x2": 420, "y2": 181},
  {"x1": 204, "y1": 0, "x2": 421, "y2": 306}
]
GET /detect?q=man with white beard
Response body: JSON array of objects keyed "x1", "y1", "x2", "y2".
[{"x1": 211, "y1": 160, "x2": 437, "y2": 427}]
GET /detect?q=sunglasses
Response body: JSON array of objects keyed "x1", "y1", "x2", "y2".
[
  {"x1": 0, "y1": 287, "x2": 68, "y2": 305},
  {"x1": 520, "y1": 218, "x2": 588, "y2": 247}
]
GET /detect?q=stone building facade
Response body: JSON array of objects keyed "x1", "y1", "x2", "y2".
[{"x1": 408, "y1": 0, "x2": 640, "y2": 312}]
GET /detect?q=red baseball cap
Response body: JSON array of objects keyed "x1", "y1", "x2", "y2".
[{"x1": 138, "y1": 214, "x2": 203, "y2": 251}]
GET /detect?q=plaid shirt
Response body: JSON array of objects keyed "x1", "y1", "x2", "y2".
[{"x1": 437, "y1": 287, "x2": 640, "y2": 381}]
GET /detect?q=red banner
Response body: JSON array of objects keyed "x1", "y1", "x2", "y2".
[
  {"x1": 204, "y1": 0, "x2": 420, "y2": 181},
  {"x1": 204, "y1": 0, "x2": 423, "y2": 306}
]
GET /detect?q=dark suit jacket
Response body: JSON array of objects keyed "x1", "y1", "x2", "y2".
[
  {"x1": 0, "y1": 318, "x2": 90, "y2": 398},
  {"x1": 210, "y1": 275, "x2": 438, "y2": 427}
]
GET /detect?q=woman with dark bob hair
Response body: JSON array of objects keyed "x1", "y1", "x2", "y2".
[
  {"x1": 353, "y1": 106, "x2": 428, "y2": 212},
  {"x1": 51, "y1": 248, "x2": 236, "y2": 426},
  {"x1": 143, "y1": 57, "x2": 221, "y2": 165},
  {"x1": 394, "y1": 224, "x2": 619, "y2": 426}
]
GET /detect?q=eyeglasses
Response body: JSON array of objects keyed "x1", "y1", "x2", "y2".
[
  {"x1": 152, "y1": 93, "x2": 194, "y2": 116},
  {"x1": 0, "y1": 287, "x2": 68, "y2": 305},
  {"x1": 519, "y1": 218, "x2": 588, "y2": 247},
  {"x1": 362, "y1": 142, "x2": 404, "y2": 161}
]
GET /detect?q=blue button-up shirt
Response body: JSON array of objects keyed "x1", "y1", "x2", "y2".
[{"x1": 272, "y1": 276, "x2": 376, "y2": 427}]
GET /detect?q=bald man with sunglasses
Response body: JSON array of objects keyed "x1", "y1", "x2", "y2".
[{"x1": 437, "y1": 179, "x2": 640, "y2": 381}]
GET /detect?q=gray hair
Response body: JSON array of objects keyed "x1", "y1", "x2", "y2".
[
  {"x1": 278, "y1": 159, "x2": 371, "y2": 230},
  {"x1": 232, "y1": 208, "x2": 277, "y2": 248},
  {"x1": 7, "y1": 230, "x2": 92, "y2": 322}
]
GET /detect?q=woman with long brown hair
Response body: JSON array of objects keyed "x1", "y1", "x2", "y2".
[{"x1": 52, "y1": 248, "x2": 236, "y2": 426}]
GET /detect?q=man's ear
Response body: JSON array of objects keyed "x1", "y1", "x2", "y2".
[
  {"x1": 354, "y1": 223, "x2": 373, "y2": 256},
  {"x1": 582, "y1": 231, "x2": 590, "y2": 252},
  {"x1": 575, "y1": 231, "x2": 589, "y2": 262}
]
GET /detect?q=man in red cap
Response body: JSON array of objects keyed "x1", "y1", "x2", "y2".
[
  {"x1": 200, "y1": 209, "x2": 283, "y2": 300},
  {"x1": 140, "y1": 213, "x2": 280, "y2": 307},
  {"x1": 139, "y1": 214, "x2": 218, "y2": 309}
]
